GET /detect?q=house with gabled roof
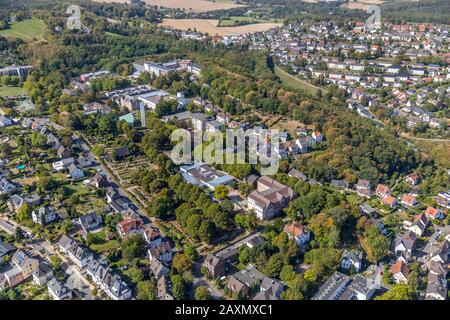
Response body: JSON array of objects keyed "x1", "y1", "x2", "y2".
[
  {"x1": 401, "y1": 194, "x2": 417, "y2": 207},
  {"x1": 355, "y1": 179, "x2": 372, "y2": 199},
  {"x1": 406, "y1": 214, "x2": 428, "y2": 237},
  {"x1": 11, "y1": 249, "x2": 39, "y2": 279},
  {"x1": 47, "y1": 277, "x2": 72, "y2": 300},
  {"x1": 150, "y1": 259, "x2": 170, "y2": 279},
  {"x1": 79, "y1": 212, "x2": 103, "y2": 234},
  {"x1": 381, "y1": 194, "x2": 397, "y2": 208},
  {"x1": 283, "y1": 222, "x2": 310, "y2": 247},
  {"x1": 425, "y1": 273, "x2": 447, "y2": 300},
  {"x1": 341, "y1": 250, "x2": 363, "y2": 272},
  {"x1": 33, "y1": 262, "x2": 54, "y2": 286},
  {"x1": 425, "y1": 207, "x2": 444, "y2": 220},
  {"x1": 148, "y1": 240, "x2": 172, "y2": 264},
  {"x1": 157, "y1": 275, "x2": 173, "y2": 300},
  {"x1": 393, "y1": 231, "x2": 416, "y2": 262},
  {"x1": 406, "y1": 172, "x2": 420, "y2": 185},
  {"x1": 390, "y1": 260, "x2": 409, "y2": 284},
  {"x1": 203, "y1": 254, "x2": 226, "y2": 279},
  {"x1": 375, "y1": 184, "x2": 391, "y2": 198},
  {"x1": 32, "y1": 205, "x2": 58, "y2": 225}
]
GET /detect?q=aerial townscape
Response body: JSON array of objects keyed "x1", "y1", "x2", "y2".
[{"x1": 0, "y1": 0, "x2": 449, "y2": 303}]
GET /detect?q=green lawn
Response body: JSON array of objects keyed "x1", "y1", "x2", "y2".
[
  {"x1": 274, "y1": 65, "x2": 323, "y2": 96},
  {"x1": 0, "y1": 18, "x2": 45, "y2": 41},
  {"x1": 90, "y1": 240, "x2": 120, "y2": 253},
  {"x1": 0, "y1": 86, "x2": 28, "y2": 97},
  {"x1": 218, "y1": 16, "x2": 258, "y2": 27}
]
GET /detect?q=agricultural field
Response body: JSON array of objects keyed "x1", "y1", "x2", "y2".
[
  {"x1": 0, "y1": 18, "x2": 45, "y2": 42},
  {"x1": 92, "y1": 0, "x2": 246, "y2": 12},
  {"x1": 218, "y1": 16, "x2": 283, "y2": 27},
  {"x1": 159, "y1": 19, "x2": 282, "y2": 36},
  {"x1": 341, "y1": 0, "x2": 385, "y2": 10}
]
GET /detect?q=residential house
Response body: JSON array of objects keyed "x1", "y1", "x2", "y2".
[
  {"x1": 148, "y1": 241, "x2": 172, "y2": 264},
  {"x1": 11, "y1": 249, "x2": 39, "y2": 279},
  {"x1": 68, "y1": 164, "x2": 84, "y2": 179},
  {"x1": 331, "y1": 179, "x2": 350, "y2": 191},
  {"x1": 52, "y1": 157, "x2": 75, "y2": 171},
  {"x1": 67, "y1": 244, "x2": 94, "y2": 269},
  {"x1": 32, "y1": 263, "x2": 54, "y2": 286},
  {"x1": 150, "y1": 259, "x2": 170, "y2": 279},
  {"x1": 283, "y1": 222, "x2": 310, "y2": 247},
  {"x1": 425, "y1": 274, "x2": 447, "y2": 300},
  {"x1": 247, "y1": 176, "x2": 296, "y2": 220},
  {"x1": 143, "y1": 226, "x2": 162, "y2": 248},
  {"x1": 227, "y1": 265, "x2": 265, "y2": 298},
  {"x1": 338, "y1": 274, "x2": 378, "y2": 301},
  {"x1": 375, "y1": 184, "x2": 391, "y2": 198},
  {"x1": 341, "y1": 250, "x2": 363, "y2": 272},
  {"x1": 57, "y1": 146, "x2": 71, "y2": 159},
  {"x1": 32, "y1": 205, "x2": 57, "y2": 225},
  {"x1": 406, "y1": 214, "x2": 428, "y2": 237},
  {"x1": 355, "y1": 179, "x2": 372, "y2": 199},
  {"x1": 203, "y1": 254, "x2": 226, "y2": 279},
  {"x1": 0, "y1": 178, "x2": 17, "y2": 195},
  {"x1": 47, "y1": 278, "x2": 72, "y2": 300},
  {"x1": 79, "y1": 212, "x2": 103, "y2": 234},
  {"x1": 425, "y1": 207, "x2": 444, "y2": 220},
  {"x1": 401, "y1": 194, "x2": 417, "y2": 207},
  {"x1": 77, "y1": 155, "x2": 92, "y2": 168},
  {"x1": 7, "y1": 194, "x2": 25, "y2": 212},
  {"x1": 381, "y1": 194, "x2": 397, "y2": 208},
  {"x1": 360, "y1": 204, "x2": 376, "y2": 216},
  {"x1": 406, "y1": 173, "x2": 420, "y2": 185},
  {"x1": 157, "y1": 275, "x2": 173, "y2": 300},
  {"x1": 86, "y1": 259, "x2": 132, "y2": 300},
  {"x1": 92, "y1": 173, "x2": 109, "y2": 189},
  {"x1": 394, "y1": 231, "x2": 416, "y2": 262},
  {"x1": 259, "y1": 277, "x2": 284, "y2": 300},
  {"x1": 390, "y1": 260, "x2": 409, "y2": 284},
  {"x1": 4, "y1": 268, "x2": 24, "y2": 287},
  {"x1": 116, "y1": 215, "x2": 144, "y2": 238},
  {"x1": 436, "y1": 191, "x2": 450, "y2": 209},
  {"x1": 0, "y1": 242, "x2": 16, "y2": 260}
]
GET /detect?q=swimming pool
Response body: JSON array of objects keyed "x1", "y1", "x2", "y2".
[{"x1": 16, "y1": 164, "x2": 26, "y2": 170}]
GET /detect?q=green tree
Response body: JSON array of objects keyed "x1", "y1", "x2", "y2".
[
  {"x1": 375, "y1": 284, "x2": 414, "y2": 300},
  {"x1": 172, "y1": 253, "x2": 192, "y2": 275},
  {"x1": 171, "y1": 274, "x2": 187, "y2": 300},
  {"x1": 50, "y1": 255, "x2": 61, "y2": 270},
  {"x1": 16, "y1": 204, "x2": 32, "y2": 223},
  {"x1": 121, "y1": 235, "x2": 147, "y2": 261},
  {"x1": 265, "y1": 253, "x2": 284, "y2": 278},
  {"x1": 137, "y1": 280, "x2": 155, "y2": 300},
  {"x1": 195, "y1": 286, "x2": 211, "y2": 300},
  {"x1": 213, "y1": 185, "x2": 228, "y2": 200}
]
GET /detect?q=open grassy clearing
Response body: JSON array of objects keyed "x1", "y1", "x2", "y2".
[
  {"x1": 0, "y1": 86, "x2": 28, "y2": 97},
  {"x1": 0, "y1": 18, "x2": 45, "y2": 42},
  {"x1": 274, "y1": 65, "x2": 323, "y2": 96}
]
